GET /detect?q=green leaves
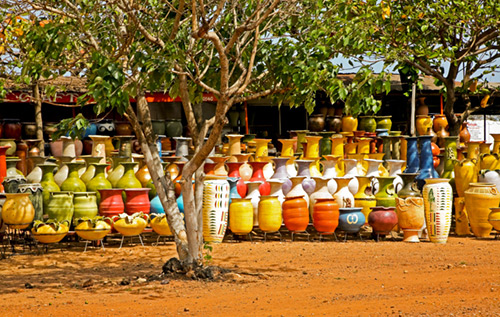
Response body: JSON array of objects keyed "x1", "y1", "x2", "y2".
[{"x1": 53, "y1": 113, "x2": 89, "y2": 141}]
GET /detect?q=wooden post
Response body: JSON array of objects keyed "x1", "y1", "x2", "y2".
[
  {"x1": 410, "y1": 83, "x2": 416, "y2": 137},
  {"x1": 33, "y1": 83, "x2": 45, "y2": 156}
]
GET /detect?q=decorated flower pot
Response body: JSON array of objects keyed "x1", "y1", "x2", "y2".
[
  {"x1": 112, "y1": 212, "x2": 148, "y2": 236},
  {"x1": 337, "y1": 207, "x2": 365, "y2": 234},
  {"x1": 202, "y1": 176, "x2": 230, "y2": 243},
  {"x1": 74, "y1": 216, "x2": 112, "y2": 241},
  {"x1": 423, "y1": 178, "x2": 453, "y2": 243}
]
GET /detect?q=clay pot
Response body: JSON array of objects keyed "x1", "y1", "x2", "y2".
[
  {"x1": 96, "y1": 119, "x2": 115, "y2": 136},
  {"x1": 433, "y1": 114, "x2": 448, "y2": 132},
  {"x1": 375, "y1": 115, "x2": 392, "y2": 131},
  {"x1": 422, "y1": 178, "x2": 453, "y2": 243},
  {"x1": 229, "y1": 198, "x2": 253, "y2": 235},
  {"x1": 341, "y1": 116, "x2": 358, "y2": 133},
  {"x1": 454, "y1": 158, "x2": 477, "y2": 197},
  {"x1": 202, "y1": 176, "x2": 230, "y2": 243},
  {"x1": 124, "y1": 188, "x2": 151, "y2": 215},
  {"x1": 282, "y1": 195, "x2": 309, "y2": 232},
  {"x1": 488, "y1": 208, "x2": 500, "y2": 233},
  {"x1": 368, "y1": 206, "x2": 398, "y2": 238},
  {"x1": 2, "y1": 119, "x2": 22, "y2": 140},
  {"x1": 326, "y1": 116, "x2": 342, "y2": 133},
  {"x1": 416, "y1": 97, "x2": 429, "y2": 116},
  {"x1": 165, "y1": 119, "x2": 183, "y2": 138},
  {"x1": 337, "y1": 207, "x2": 365, "y2": 234},
  {"x1": 312, "y1": 197, "x2": 339, "y2": 234},
  {"x1": 21, "y1": 122, "x2": 37, "y2": 139},
  {"x1": 45, "y1": 191, "x2": 74, "y2": 224},
  {"x1": 99, "y1": 189, "x2": 125, "y2": 218},
  {"x1": 416, "y1": 115, "x2": 432, "y2": 136},
  {"x1": 1, "y1": 193, "x2": 35, "y2": 229},
  {"x1": 0, "y1": 139, "x2": 17, "y2": 156},
  {"x1": 358, "y1": 116, "x2": 377, "y2": 133},
  {"x1": 460, "y1": 122, "x2": 471, "y2": 144},
  {"x1": 258, "y1": 196, "x2": 282, "y2": 233},
  {"x1": 115, "y1": 121, "x2": 134, "y2": 136},
  {"x1": 308, "y1": 114, "x2": 325, "y2": 132},
  {"x1": 464, "y1": 183, "x2": 500, "y2": 238}
]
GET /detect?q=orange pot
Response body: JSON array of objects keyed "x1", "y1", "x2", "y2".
[
  {"x1": 312, "y1": 198, "x2": 339, "y2": 233},
  {"x1": 282, "y1": 196, "x2": 309, "y2": 232}
]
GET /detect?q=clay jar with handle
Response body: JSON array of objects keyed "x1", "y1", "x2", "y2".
[
  {"x1": 282, "y1": 196, "x2": 309, "y2": 232},
  {"x1": 368, "y1": 206, "x2": 398, "y2": 239},
  {"x1": 464, "y1": 183, "x2": 500, "y2": 238},
  {"x1": 312, "y1": 197, "x2": 339, "y2": 234}
]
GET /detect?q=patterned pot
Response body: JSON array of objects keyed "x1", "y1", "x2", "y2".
[
  {"x1": 337, "y1": 207, "x2": 365, "y2": 234},
  {"x1": 422, "y1": 178, "x2": 453, "y2": 243},
  {"x1": 202, "y1": 176, "x2": 230, "y2": 243},
  {"x1": 18, "y1": 183, "x2": 44, "y2": 222}
]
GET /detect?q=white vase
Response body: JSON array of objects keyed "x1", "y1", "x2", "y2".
[
  {"x1": 286, "y1": 176, "x2": 309, "y2": 208},
  {"x1": 333, "y1": 177, "x2": 355, "y2": 208},
  {"x1": 422, "y1": 178, "x2": 453, "y2": 244},
  {"x1": 268, "y1": 179, "x2": 285, "y2": 205},
  {"x1": 202, "y1": 177, "x2": 230, "y2": 243},
  {"x1": 322, "y1": 155, "x2": 339, "y2": 195},
  {"x1": 286, "y1": 157, "x2": 298, "y2": 177},
  {"x1": 309, "y1": 177, "x2": 333, "y2": 216},
  {"x1": 343, "y1": 159, "x2": 359, "y2": 195},
  {"x1": 387, "y1": 159, "x2": 405, "y2": 193},
  {"x1": 245, "y1": 181, "x2": 262, "y2": 226},
  {"x1": 364, "y1": 158, "x2": 382, "y2": 194}
]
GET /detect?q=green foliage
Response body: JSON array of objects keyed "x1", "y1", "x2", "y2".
[
  {"x1": 52, "y1": 113, "x2": 89, "y2": 141},
  {"x1": 203, "y1": 242, "x2": 213, "y2": 265}
]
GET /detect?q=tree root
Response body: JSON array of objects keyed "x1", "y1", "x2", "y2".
[{"x1": 162, "y1": 257, "x2": 231, "y2": 281}]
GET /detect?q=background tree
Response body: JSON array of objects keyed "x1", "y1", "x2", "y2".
[{"x1": 319, "y1": 0, "x2": 500, "y2": 134}]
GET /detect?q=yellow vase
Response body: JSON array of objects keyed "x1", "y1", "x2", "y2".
[
  {"x1": 480, "y1": 143, "x2": 491, "y2": 155},
  {"x1": 400, "y1": 137, "x2": 407, "y2": 170},
  {"x1": 354, "y1": 176, "x2": 376, "y2": 221},
  {"x1": 454, "y1": 158, "x2": 478, "y2": 197},
  {"x1": 304, "y1": 157, "x2": 322, "y2": 177},
  {"x1": 357, "y1": 138, "x2": 371, "y2": 154},
  {"x1": 467, "y1": 141, "x2": 481, "y2": 160},
  {"x1": 305, "y1": 135, "x2": 322, "y2": 159},
  {"x1": 258, "y1": 196, "x2": 282, "y2": 233},
  {"x1": 279, "y1": 139, "x2": 296, "y2": 157},
  {"x1": 229, "y1": 198, "x2": 253, "y2": 235},
  {"x1": 254, "y1": 139, "x2": 271, "y2": 157},
  {"x1": 416, "y1": 115, "x2": 432, "y2": 136},
  {"x1": 464, "y1": 183, "x2": 500, "y2": 238},
  {"x1": 341, "y1": 116, "x2": 358, "y2": 132},
  {"x1": 480, "y1": 153, "x2": 500, "y2": 171},
  {"x1": 454, "y1": 197, "x2": 471, "y2": 236},
  {"x1": 491, "y1": 134, "x2": 500, "y2": 154},
  {"x1": 345, "y1": 142, "x2": 358, "y2": 155}
]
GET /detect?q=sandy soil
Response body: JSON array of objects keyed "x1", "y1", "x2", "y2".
[{"x1": 1, "y1": 234, "x2": 499, "y2": 316}]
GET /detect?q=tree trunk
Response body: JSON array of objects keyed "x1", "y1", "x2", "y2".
[
  {"x1": 32, "y1": 84, "x2": 45, "y2": 156},
  {"x1": 127, "y1": 95, "x2": 191, "y2": 263},
  {"x1": 444, "y1": 84, "x2": 461, "y2": 136}
]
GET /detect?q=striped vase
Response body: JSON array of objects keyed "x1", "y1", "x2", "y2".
[
  {"x1": 202, "y1": 176, "x2": 230, "y2": 243},
  {"x1": 422, "y1": 178, "x2": 453, "y2": 243}
]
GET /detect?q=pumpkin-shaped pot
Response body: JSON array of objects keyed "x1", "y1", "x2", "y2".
[
  {"x1": 149, "y1": 213, "x2": 173, "y2": 236},
  {"x1": 112, "y1": 212, "x2": 149, "y2": 236},
  {"x1": 74, "y1": 216, "x2": 112, "y2": 241},
  {"x1": 282, "y1": 195, "x2": 309, "y2": 232},
  {"x1": 1, "y1": 193, "x2": 35, "y2": 229},
  {"x1": 31, "y1": 220, "x2": 69, "y2": 244}
]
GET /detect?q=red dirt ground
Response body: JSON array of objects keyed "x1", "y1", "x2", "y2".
[{"x1": 1, "y1": 236, "x2": 499, "y2": 316}]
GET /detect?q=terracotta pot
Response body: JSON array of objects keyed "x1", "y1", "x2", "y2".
[
  {"x1": 459, "y1": 122, "x2": 471, "y2": 144},
  {"x1": 2, "y1": 119, "x2": 22, "y2": 140},
  {"x1": 464, "y1": 183, "x2": 500, "y2": 238},
  {"x1": 282, "y1": 195, "x2": 309, "y2": 232},
  {"x1": 312, "y1": 197, "x2": 339, "y2": 233},
  {"x1": 99, "y1": 189, "x2": 125, "y2": 218},
  {"x1": 368, "y1": 206, "x2": 398, "y2": 237},
  {"x1": 416, "y1": 97, "x2": 429, "y2": 116},
  {"x1": 308, "y1": 114, "x2": 325, "y2": 132},
  {"x1": 124, "y1": 188, "x2": 151, "y2": 215},
  {"x1": 433, "y1": 114, "x2": 448, "y2": 132}
]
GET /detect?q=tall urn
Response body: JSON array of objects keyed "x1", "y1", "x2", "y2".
[
  {"x1": 395, "y1": 173, "x2": 425, "y2": 242},
  {"x1": 422, "y1": 178, "x2": 453, "y2": 243}
]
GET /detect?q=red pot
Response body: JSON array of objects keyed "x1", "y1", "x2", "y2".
[
  {"x1": 226, "y1": 162, "x2": 247, "y2": 197},
  {"x1": 282, "y1": 196, "x2": 309, "y2": 232},
  {"x1": 204, "y1": 162, "x2": 217, "y2": 175},
  {"x1": 124, "y1": 188, "x2": 151, "y2": 215},
  {"x1": 368, "y1": 206, "x2": 398, "y2": 236},
  {"x1": 248, "y1": 161, "x2": 270, "y2": 195},
  {"x1": 99, "y1": 189, "x2": 125, "y2": 218},
  {"x1": 0, "y1": 145, "x2": 9, "y2": 192},
  {"x1": 2, "y1": 119, "x2": 22, "y2": 140},
  {"x1": 313, "y1": 198, "x2": 339, "y2": 233}
]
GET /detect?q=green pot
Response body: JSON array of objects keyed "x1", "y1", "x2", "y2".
[
  {"x1": 39, "y1": 164, "x2": 61, "y2": 211},
  {"x1": 116, "y1": 162, "x2": 142, "y2": 189},
  {"x1": 376, "y1": 116, "x2": 392, "y2": 131},
  {"x1": 359, "y1": 116, "x2": 377, "y2": 133},
  {"x1": 86, "y1": 163, "x2": 112, "y2": 204},
  {"x1": 375, "y1": 176, "x2": 397, "y2": 207},
  {"x1": 165, "y1": 119, "x2": 183, "y2": 138},
  {"x1": 46, "y1": 191, "x2": 74, "y2": 224},
  {"x1": 60, "y1": 162, "x2": 86, "y2": 192},
  {"x1": 18, "y1": 183, "x2": 44, "y2": 222},
  {"x1": 73, "y1": 192, "x2": 99, "y2": 224}
]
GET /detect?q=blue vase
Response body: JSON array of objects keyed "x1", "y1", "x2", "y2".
[
  {"x1": 156, "y1": 135, "x2": 165, "y2": 161},
  {"x1": 338, "y1": 207, "x2": 365, "y2": 233},
  {"x1": 404, "y1": 136, "x2": 420, "y2": 173},
  {"x1": 415, "y1": 135, "x2": 439, "y2": 189},
  {"x1": 227, "y1": 177, "x2": 241, "y2": 205},
  {"x1": 150, "y1": 195, "x2": 165, "y2": 214},
  {"x1": 177, "y1": 193, "x2": 184, "y2": 214},
  {"x1": 83, "y1": 122, "x2": 97, "y2": 139}
]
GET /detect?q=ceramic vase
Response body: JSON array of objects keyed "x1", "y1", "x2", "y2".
[
  {"x1": 1, "y1": 193, "x2": 34, "y2": 229},
  {"x1": 322, "y1": 155, "x2": 340, "y2": 194},
  {"x1": 305, "y1": 135, "x2": 322, "y2": 158},
  {"x1": 374, "y1": 176, "x2": 397, "y2": 207},
  {"x1": 368, "y1": 206, "x2": 398, "y2": 238},
  {"x1": 124, "y1": 188, "x2": 151, "y2": 215},
  {"x1": 333, "y1": 177, "x2": 354, "y2": 208},
  {"x1": 268, "y1": 179, "x2": 285, "y2": 205},
  {"x1": 73, "y1": 192, "x2": 99, "y2": 223},
  {"x1": 376, "y1": 115, "x2": 392, "y2": 131},
  {"x1": 253, "y1": 139, "x2": 271, "y2": 157},
  {"x1": 98, "y1": 189, "x2": 124, "y2": 218},
  {"x1": 46, "y1": 191, "x2": 74, "y2": 224},
  {"x1": 308, "y1": 177, "x2": 333, "y2": 216},
  {"x1": 202, "y1": 177, "x2": 229, "y2": 242},
  {"x1": 404, "y1": 137, "x2": 420, "y2": 173},
  {"x1": 312, "y1": 198, "x2": 339, "y2": 234},
  {"x1": 258, "y1": 196, "x2": 282, "y2": 233},
  {"x1": 173, "y1": 137, "x2": 191, "y2": 158},
  {"x1": 227, "y1": 161, "x2": 247, "y2": 198},
  {"x1": 359, "y1": 116, "x2": 377, "y2": 133},
  {"x1": 416, "y1": 136, "x2": 439, "y2": 189},
  {"x1": 337, "y1": 207, "x2": 365, "y2": 234},
  {"x1": 441, "y1": 136, "x2": 458, "y2": 190},
  {"x1": 395, "y1": 173, "x2": 425, "y2": 242},
  {"x1": 116, "y1": 162, "x2": 142, "y2": 189},
  {"x1": 464, "y1": 183, "x2": 500, "y2": 238},
  {"x1": 17, "y1": 183, "x2": 43, "y2": 222},
  {"x1": 454, "y1": 158, "x2": 477, "y2": 197},
  {"x1": 422, "y1": 178, "x2": 453, "y2": 243},
  {"x1": 60, "y1": 162, "x2": 86, "y2": 192},
  {"x1": 286, "y1": 176, "x2": 310, "y2": 208},
  {"x1": 89, "y1": 135, "x2": 110, "y2": 163},
  {"x1": 387, "y1": 160, "x2": 405, "y2": 193},
  {"x1": 279, "y1": 139, "x2": 296, "y2": 157},
  {"x1": 248, "y1": 161, "x2": 270, "y2": 196},
  {"x1": 296, "y1": 159, "x2": 315, "y2": 196},
  {"x1": 245, "y1": 181, "x2": 262, "y2": 226},
  {"x1": 227, "y1": 177, "x2": 241, "y2": 205},
  {"x1": 227, "y1": 134, "x2": 243, "y2": 157},
  {"x1": 341, "y1": 116, "x2": 358, "y2": 133},
  {"x1": 354, "y1": 176, "x2": 376, "y2": 221},
  {"x1": 343, "y1": 159, "x2": 359, "y2": 195},
  {"x1": 282, "y1": 196, "x2": 309, "y2": 232}
]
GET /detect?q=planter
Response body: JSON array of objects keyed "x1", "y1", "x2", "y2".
[
  {"x1": 165, "y1": 119, "x2": 183, "y2": 138},
  {"x1": 376, "y1": 115, "x2": 392, "y2": 131},
  {"x1": 464, "y1": 183, "x2": 500, "y2": 238},
  {"x1": 312, "y1": 197, "x2": 339, "y2": 234},
  {"x1": 1, "y1": 193, "x2": 35, "y2": 229},
  {"x1": 202, "y1": 176, "x2": 230, "y2": 243},
  {"x1": 282, "y1": 195, "x2": 309, "y2": 232},
  {"x1": 229, "y1": 198, "x2": 253, "y2": 235},
  {"x1": 124, "y1": 188, "x2": 151, "y2": 215},
  {"x1": 2, "y1": 119, "x2": 22, "y2": 140},
  {"x1": 341, "y1": 116, "x2": 358, "y2": 133},
  {"x1": 46, "y1": 191, "x2": 74, "y2": 224},
  {"x1": 422, "y1": 178, "x2": 453, "y2": 243},
  {"x1": 31, "y1": 220, "x2": 69, "y2": 244},
  {"x1": 368, "y1": 206, "x2": 398, "y2": 238},
  {"x1": 358, "y1": 116, "x2": 377, "y2": 133},
  {"x1": 112, "y1": 213, "x2": 148, "y2": 236},
  {"x1": 308, "y1": 114, "x2": 325, "y2": 132},
  {"x1": 73, "y1": 192, "x2": 99, "y2": 224}
]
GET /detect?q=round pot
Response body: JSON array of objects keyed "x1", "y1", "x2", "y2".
[
  {"x1": 73, "y1": 192, "x2": 99, "y2": 224},
  {"x1": 151, "y1": 120, "x2": 166, "y2": 136},
  {"x1": 124, "y1": 188, "x2": 151, "y2": 215},
  {"x1": 337, "y1": 207, "x2": 365, "y2": 233},
  {"x1": 46, "y1": 191, "x2": 74, "y2": 224},
  {"x1": 2, "y1": 119, "x2": 22, "y2": 140},
  {"x1": 1, "y1": 193, "x2": 35, "y2": 229},
  {"x1": 416, "y1": 115, "x2": 432, "y2": 136},
  {"x1": 99, "y1": 189, "x2": 125, "y2": 218},
  {"x1": 368, "y1": 206, "x2": 398, "y2": 237},
  {"x1": 165, "y1": 119, "x2": 183, "y2": 138},
  {"x1": 229, "y1": 198, "x2": 253, "y2": 235},
  {"x1": 358, "y1": 116, "x2": 377, "y2": 133},
  {"x1": 258, "y1": 195, "x2": 282, "y2": 233},
  {"x1": 488, "y1": 208, "x2": 500, "y2": 233},
  {"x1": 308, "y1": 114, "x2": 325, "y2": 132},
  {"x1": 326, "y1": 116, "x2": 342, "y2": 133},
  {"x1": 112, "y1": 213, "x2": 148, "y2": 236},
  {"x1": 21, "y1": 122, "x2": 37, "y2": 139},
  {"x1": 115, "y1": 121, "x2": 134, "y2": 136},
  {"x1": 341, "y1": 116, "x2": 358, "y2": 133},
  {"x1": 375, "y1": 115, "x2": 392, "y2": 131},
  {"x1": 282, "y1": 195, "x2": 309, "y2": 232},
  {"x1": 150, "y1": 214, "x2": 172, "y2": 236},
  {"x1": 312, "y1": 197, "x2": 339, "y2": 233}
]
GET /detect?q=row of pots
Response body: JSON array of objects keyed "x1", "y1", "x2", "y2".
[{"x1": 308, "y1": 114, "x2": 393, "y2": 133}]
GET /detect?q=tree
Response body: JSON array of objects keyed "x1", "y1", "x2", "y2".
[{"x1": 320, "y1": 0, "x2": 500, "y2": 134}]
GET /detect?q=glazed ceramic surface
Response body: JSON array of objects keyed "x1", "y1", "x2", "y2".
[
  {"x1": 422, "y1": 178, "x2": 453, "y2": 243},
  {"x1": 464, "y1": 183, "x2": 500, "y2": 238},
  {"x1": 202, "y1": 177, "x2": 230, "y2": 243}
]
